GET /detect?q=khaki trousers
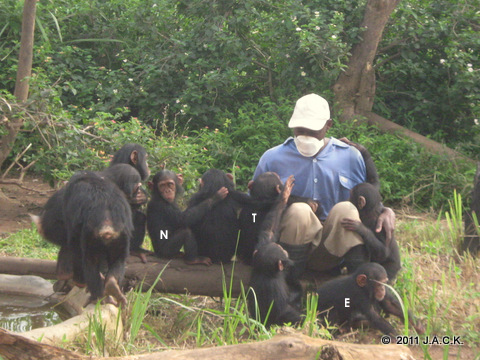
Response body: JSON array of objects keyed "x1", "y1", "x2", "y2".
[{"x1": 279, "y1": 202, "x2": 363, "y2": 272}]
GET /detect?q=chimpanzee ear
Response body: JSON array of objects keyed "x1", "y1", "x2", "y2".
[
  {"x1": 199, "y1": 178, "x2": 204, "y2": 188},
  {"x1": 278, "y1": 260, "x2": 284, "y2": 271},
  {"x1": 358, "y1": 195, "x2": 366, "y2": 210},
  {"x1": 226, "y1": 173, "x2": 234, "y2": 181},
  {"x1": 247, "y1": 180, "x2": 254, "y2": 191},
  {"x1": 148, "y1": 180, "x2": 154, "y2": 191},
  {"x1": 177, "y1": 174, "x2": 184, "y2": 186},
  {"x1": 275, "y1": 184, "x2": 281, "y2": 194},
  {"x1": 356, "y1": 274, "x2": 368, "y2": 287},
  {"x1": 130, "y1": 150, "x2": 139, "y2": 165}
]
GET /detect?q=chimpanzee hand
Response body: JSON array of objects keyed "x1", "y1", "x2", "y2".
[
  {"x1": 376, "y1": 207, "x2": 395, "y2": 245},
  {"x1": 281, "y1": 175, "x2": 295, "y2": 203},
  {"x1": 212, "y1": 186, "x2": 229, "y2": 202},
  {"x1": 339, "y1": 137, "x2": 367, "y2": 154},
  {"x1": 306, "y1": 199, "x2": 319, "y2": 213},
  {"x1": 132, "y1": 186, "x2": 148, "y2": 206},
  {"x1": 341, "y1": 217, "x2": 364, "y2": 233}
]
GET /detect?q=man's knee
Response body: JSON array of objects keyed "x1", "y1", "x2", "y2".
[{"x1": 284, "y1": 202, "x2": 316, "y2": 226}]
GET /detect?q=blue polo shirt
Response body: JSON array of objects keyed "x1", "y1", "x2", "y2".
[{"x1": 253, "y1": 137, "x2": 366, "y2": 220}]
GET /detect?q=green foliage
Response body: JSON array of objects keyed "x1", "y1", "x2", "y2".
[
  {"x1": 0, "y1": 0, "x2": 478, "y2": 209},
  {"x1": 329, "y1": 119, "x2": 475, "y2": 209},
  {"x1": 377, "y1": 0, "x2": 480, "y2": 151},
  {"x1": 0, "y1": 226, "x2": 57, "y2": 260}
]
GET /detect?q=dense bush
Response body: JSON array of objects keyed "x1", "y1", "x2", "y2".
[{"x1": 0, "y1": 0, "x2": 478, "y2": 211}]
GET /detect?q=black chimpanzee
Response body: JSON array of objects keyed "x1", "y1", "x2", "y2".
[
  {"x1": 146, "y1": 170, "x2": 228, "y2": 265},
  {"x1": 316, "y1": 262, "x2": 424, "y2": 335},
  {"x1": 186, "y1": 169, "x2": 240, "y2": 263},
  {"x1": 110, "y1": 143, "x2": 150, "y2": 262},
  {"x1": 248, "y1": 175, "x2": 303, "y2": 327},
  {"x1": 63, "y1": 170, "x2": 133, "y2": 306},
  {"x1": 341, "y1": 182, "x2": 401, "y2": 280},
  {"x1": 316, "y1": 262, "x2": 397, "y2": 336},
  {"x1": 32, "y1": 164, "x2": 146, "y2": 285},
  {"x1": 110, "y1": 143, "x2": 150, "y2": 181},
  {"x1": 231, "y1": 171, "x2": 320, "y2": 266}
]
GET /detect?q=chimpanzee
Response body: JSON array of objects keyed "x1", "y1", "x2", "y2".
[
  {"x1": 32, "y1": 164, "x2": 146, "y2": 283},
  {"x1": 146, "y1": 170, "x2": 228, "y2": 265},
  {"x1": 186, "y1": 169, "x2": 240, "y2": 263},
  {"x1": 31, "y1": 188, "x2": 71, "y2": 279},
  {"x1": 339, "y1": 137, "x2": 380, "y2": 190},
  {"x1": 248, "y1": 175, "x2": 303, "y2": 327},
  {"x1": 230, "y1": 171, "x2": 320, "y2": 265},
  {"x1": 63, "y1": 170, "x2": 133, "y2": 306},
  {"x1": 316, "y1": 262, "x2": 397, "y2": 336},
  {"x1": 341, "y1": 182, "x2": 401, "y2": 280},
  {"x1": 110, "y1": 143, "x2": 150, "y2": 181},
  {"x1": 110, "y1": 143, "x2": 151, "y2": 262}
]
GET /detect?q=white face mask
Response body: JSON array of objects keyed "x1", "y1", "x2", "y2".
[{"x1": 294, "y1": 135, "x2": 324, "y2": 157}]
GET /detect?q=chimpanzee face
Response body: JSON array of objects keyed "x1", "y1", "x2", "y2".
[
  {"x1": 158, "y1": 178, "x2": 176, "y2": 203},
  {"x1": 373, "y1": 277, "x2": 387, "y2": 301}
]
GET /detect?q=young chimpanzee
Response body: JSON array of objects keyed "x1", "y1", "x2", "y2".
[
  {"x1": 186, "y1": 169, "x2": 240, "y2": 263},
  {"x1": 341, "y1": 183, "x2": 425, "y2": 334},
  {"x1": 110, "y1": 143, "x2": 150, "y2": 262},
  {"x1": 231, "y1": 172, "x2": 320, "y2": 266},
  {"x1": 110, "y1": 143, "x2": 150, "y2": 181},
  {"x1": 341, "y1": 182, "x2": 401, "y2": 280},
  {"x1": 63, "y1": 170, "x2": 133, "y2": 306},
  {"x1": 32, "y1": 164, "x2": 146, "y2": 285},
  {"x1": 248, "y1": 175, "x2": 303, "y2": 327},
  {"x1": 316, "y1": 262, "x2": 397, "y2": 336},
  {"x1": 146, "y1": 170, "x2": 228, "y2": 265}
]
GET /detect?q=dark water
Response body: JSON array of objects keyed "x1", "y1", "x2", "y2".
[{"x1": 0, "y1": 294, "x2": 71, "y2": 332}]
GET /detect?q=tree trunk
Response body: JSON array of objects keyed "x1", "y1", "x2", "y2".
[
  {"x1": 331, "y1": 0, "x2": 473, "y2": 164},
  {"x1": 333, "y1": 0, "x2": 400, "y2": 121},
  {"x1": 0, "y1": 330, "x2": 413, "y2": 360},
  {"x1": 463, "y1": 162, "x2": 480, "y2": 256},
  {"x1": 0, "y1": 0, "x2": 37, "y2": 169},
  {"x1": 364, "y1": 112, "x2": 473, "y2": 163}
]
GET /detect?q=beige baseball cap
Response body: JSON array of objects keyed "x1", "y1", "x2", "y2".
[{"x1": 288, "y1": 93, "x2": 330, "y2": 131}]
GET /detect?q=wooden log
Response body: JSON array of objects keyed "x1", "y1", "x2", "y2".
[
  {"x1": 0, "y1": 255, "x2": 252, "y2": 297},
  {"x1": 0, "y1": 255, "x2": 331, "y2": 297},
  {"x1": 0, "y1": 257, "x2": 57, "y2": 280},
  {"x1": 0, "y1": 330, "x2": 414, "y2": 360},
  {"x1": 124, "y1": 255, "x2": 252, "y2": 297}
]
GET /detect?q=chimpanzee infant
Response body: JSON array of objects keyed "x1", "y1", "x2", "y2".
[
  {"x1": 186, "y1": 169, "x2": 240, "y2": 263},
  {"x1": 146, "y1": 170, "x2": 228, "y2": 265},
  {"x1": 248, "y1": 175, "x2": 303, "y2": 327},
  {"x1": 341, "y1": 182, "x2": 401, "y2": 280}
]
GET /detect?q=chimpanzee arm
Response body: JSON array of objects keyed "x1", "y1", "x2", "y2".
[
  {"x1": 379, "y1": 290, "x2": 425, "y2": 334},
  {"x1": 278, "y1": 305, "x2": 303, "y2": 325},
  {"x1": 339, "y1": 138, "x2": 380, "y2": 189},
  {"x1": 341, "y1": 219, "x2": 389, "y2": 262},
  {"x1": 257, "y1": 176, "x2": 294, "y2": 246},
  {"x1": 183, "y1": 191, "x2": 227, "y2": 227},
  {"x1": 364, "y1": 304, "x2": 397, "y2": 336}
]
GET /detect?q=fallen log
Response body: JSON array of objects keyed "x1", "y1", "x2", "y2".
[
  {"x1": 0, "y1": 330, "x2": 414, "y2": 360},
  {"x1": 0, "y1": 255, "x2": 250, "y2": 297},
  {"x1": 0, "y1": 255, "x2": 330, "y2": 297}
]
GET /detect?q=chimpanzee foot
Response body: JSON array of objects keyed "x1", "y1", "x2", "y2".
[
  {"x1": 185, "y1": 256, "x2": 213, "y2": 266},
  {"x1": 53, "y1": 279, "x2": 75, "y2": 293},
  {"x1": 130, "y1": 250, "x2": 148, "y2": 263},
  {"x1": 104, "y1": 276, "x2": 127, "y2": 307},
  {"x1": 57, "y1": 267, "x2": 73, "y2": 280}
]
